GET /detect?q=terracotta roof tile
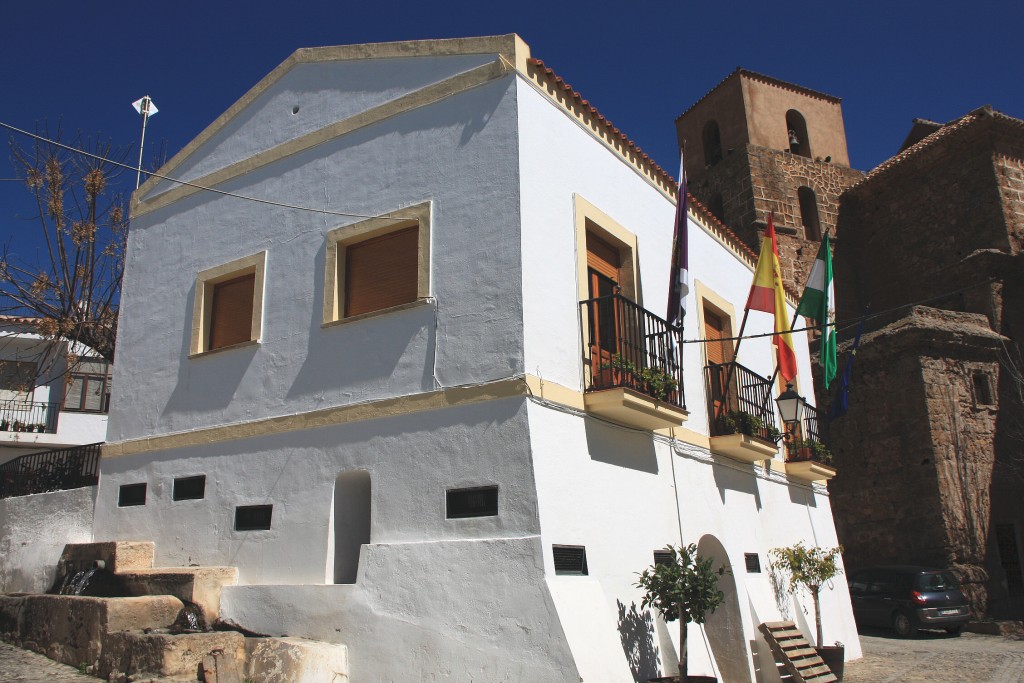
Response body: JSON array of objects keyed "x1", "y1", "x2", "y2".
[{"x1": 525, "y1": 58, "x2": 761, "y2": 270}]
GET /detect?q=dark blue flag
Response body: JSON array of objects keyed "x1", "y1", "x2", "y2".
[{"x1": 828, "y1": 313, "x2": 867, "y2": 420}]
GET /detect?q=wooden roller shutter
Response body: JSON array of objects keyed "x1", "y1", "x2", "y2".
[
  {"x1": 704, "y1": 308, "x2": 733, "y2": 365},
  {"x1": 586, "y1": 232, "x2": 621, "y2": 284},
  {"x1": 345, "y1": 226, "x2": 418, "y2": 318},
  {"x1": 209, "y1": 272, "x2": 255, "y2": 350}
]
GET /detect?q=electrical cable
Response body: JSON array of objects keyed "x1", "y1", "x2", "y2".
[
  {"x1": 0, "y1": 121, "x2": 418, "y2": 221},
  {"x1": 2, "y1": 122, "x2": 1001, "y2": 350}
]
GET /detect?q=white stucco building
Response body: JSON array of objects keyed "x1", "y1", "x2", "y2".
[
  {"x1": 0, "y1": 316, "x2": 110, "y2": 463},
  {"x1": 92, "y1": 35, "x2": 860, "y2": 682}
]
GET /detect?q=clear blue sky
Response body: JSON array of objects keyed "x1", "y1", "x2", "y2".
[{"x1": 2, "y1": 0, "x2": 1021, "y2": 255}]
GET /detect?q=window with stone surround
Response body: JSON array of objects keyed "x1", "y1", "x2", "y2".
[
  {"x1": 972, "y1": 371, "x2": 995, "y2": 406},
  {"x1": 190, "y1": 252, "x2": 266, "y2": 356},
  {"x1": 323, "y1": 202, "x2": 431, "y2": 324},
  {"x1": 703, "y1": 119, "x2": 723, "y2": 167}
]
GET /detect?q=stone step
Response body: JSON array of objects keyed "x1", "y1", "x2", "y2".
[
  {"x1": 0, "y1": 594, "x2": 184, "y2": 671},
  {"x1": 99, "y1": 630, "x2": 246, "y2": 682},
  {"x1": 116, "y1": 567, "x2": 239, "y2": 625},
  {"x1": 246, "y1": 637, "x2": 349, "y2": 683}
]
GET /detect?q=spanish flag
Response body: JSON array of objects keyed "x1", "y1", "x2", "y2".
[{"x1": 746, "y1": 214, "x2": 798, "y2": 382}]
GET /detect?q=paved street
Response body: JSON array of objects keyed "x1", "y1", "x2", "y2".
[
  {"x1": 843, "y1": 628, "x2": 1024, "y2": 683},
  {"x1": 2, "y1": 629, "x2": 1023, "y2": 682}
]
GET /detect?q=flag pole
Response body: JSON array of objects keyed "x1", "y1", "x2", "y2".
[{"x1": 715, "y1": 308, "x2": 751, "y2": 423}]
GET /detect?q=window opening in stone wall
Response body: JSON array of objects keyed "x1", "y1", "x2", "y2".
[
  {"x1": 446, "y1": 486, "x2": 498, "y2": 518},
  {"x1": 798, "y1": 187, "x2": 822, "y2": 241},
  {"x1": 972, "y1": 371, "x2": 995, "y2": 406},
  {"x1": 703, "y1": 120, "x2": 723, "y2": 167},
  {"x1": 707, "y1": 192, "x2": 725, "y2": 223},
  {"x1": 118, "y1": 483, "x2": 147, "y2": 507},
  {"x1": 235, "y1": 504, "x2": 273, "y2": 531},
  {"x1": 995, "y1": 524, "x2": 1023, "y2": 596},
  {"x1": 173, "y1": 475, "x2": 206, "y2": 501},
  {"x1": 553, "y1": 545, "x2": 588, "y2": 575},
  {"x1": 332, "y1": 470, "x2": 371, "y2": 584},
  {"x1": 653, "y1": 549, "x2": 673, "y2": 567},
  {"x1": 786, "y1": 109, "x2": 810, "y2": 158},
  {"x1": 63, "y1": 358, "x2": 111, "y2": 413},
  {"x1": 745, "y1": 553, "x2": 761, "y2": 573}
]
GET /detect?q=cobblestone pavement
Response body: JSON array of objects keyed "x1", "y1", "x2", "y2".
[
  {"x1": 0, "y1": 641, "x2": 102, "y2": 682},
  {"x1": 3, "y1": 630, "x2": 1023, "y2": 682},
  {"x1": 844, "y1": 628, "x2": 1024, "y2": 683}
]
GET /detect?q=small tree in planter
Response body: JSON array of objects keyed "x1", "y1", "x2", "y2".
[
  {"x1": 636, "y1": 543, "x2": 727, "y2": 682},
  {"x1": 769, "y1": 543, "x2": 844, "y2": 656}
]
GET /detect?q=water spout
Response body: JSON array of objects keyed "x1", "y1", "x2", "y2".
[{"x1": 59, "y1": 567, "x2": 98, "y2": 596}]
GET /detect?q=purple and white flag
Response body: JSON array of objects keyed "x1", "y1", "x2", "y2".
[{"x1": 666, "y1": 153, "x2": 689, "y2": 328}]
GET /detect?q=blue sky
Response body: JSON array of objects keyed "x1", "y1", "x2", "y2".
[{"x1": 2, "y1": 0, "x2": 1021, "y2": 255}]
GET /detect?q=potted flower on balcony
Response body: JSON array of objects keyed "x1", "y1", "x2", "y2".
[
  {"x1": 636, "y1": 543, "x2": 727, "y2": 683},
  {"x1": 604, "y1": 354, "x2": 678, "y2": 401},
  {"x1": 719, "y1": 410, "x2": 782, "y2": 443},
  {"x1": 786, "y1": 438, "x2": 834, "y2": 465},
  {"x1": 769, "y1": 543, "x2": 845, "y2": 680},
  {"x1": 0, "y1": 419, "x2": 8, "y2": 431}
]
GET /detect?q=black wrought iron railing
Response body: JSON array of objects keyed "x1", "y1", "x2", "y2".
[
  {"x1": 785, "y1": 399, "x2": 833, "y2": 465},
  {"x1": 579, "y1": 293, "x2": 685, "y2": 410},
  {"x1": 704, "y1": 361, "x2": 779, "y2": 442},
  {"x1": 0, "y1": 443, "x2": 101, "y2": 499},
  {"x1": 0, "y1": 400, "x2": 60, "y2": 433}
]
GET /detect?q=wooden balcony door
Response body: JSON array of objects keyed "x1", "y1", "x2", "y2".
[
  {"x1": 587, "y1": 232, "x2": 622, "y2": 388},
  {"x1": 704, "y1": 307, "x2": 737, "y2": 420}
]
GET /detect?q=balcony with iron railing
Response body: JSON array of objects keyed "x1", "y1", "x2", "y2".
[
  {"x1": 0, "y1": 400, "x2": 60, "y2": 434},
  {"x1": 783, "y1": 398, "x2": 836, "y2": 482},
  {"x1": 704, "y1": 361, "x2": 781, "y2": 464},
  {"x1": 579, "y1": 293, "x2": 688, "y2": 430},
  {"x1": 0, "y1": 442, "x2": 101, "y2": 499}
]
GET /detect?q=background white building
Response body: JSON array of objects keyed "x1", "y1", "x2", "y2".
[{"x1": 91, "y1": 35, "x2": 859, "y2": 682}]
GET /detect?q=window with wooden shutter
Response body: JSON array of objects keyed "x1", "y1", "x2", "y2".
[
  {"x1": 344, "y1": 226, "x2": 419, "y2": 318},
  {"x1": 190, "y1": 252, "x2": 266, "y2": 356},
  {"x1": 208, "y1": 273, "x2": 256, "y2": 350}
]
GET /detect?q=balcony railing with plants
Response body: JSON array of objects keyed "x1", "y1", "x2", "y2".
[
  {"x1": 0, "y1": 400, "x2": 60, "y2": 434},
  {"x1": 579, "y1": 293, "x2": 685, "y2": 410},
  {"x1": 704, "y1": 361, "x2": 781, "y2": 444},
  {"x1": 784, "y1": 398, "x2": 833, "y2": 466},
  {"x1": 0, "y1": 443, "x2": 101, "y2": 499}
]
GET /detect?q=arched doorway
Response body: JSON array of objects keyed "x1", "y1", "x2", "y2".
[
  {"x1": 332, "y1": 470, "x2": 371, "y2": 584},
  {"x1": 698, "y1": 534, "x2": 752, "y2": 683}
]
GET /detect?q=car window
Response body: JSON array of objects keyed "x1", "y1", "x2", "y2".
[{"x1": 916, "y1": 571, "x2": 958, "y2": 591}]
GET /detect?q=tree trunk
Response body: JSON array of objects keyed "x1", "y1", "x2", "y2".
[
  {"x1": 813, "y1": 589, "x2": 822, "y2": 647},
  {"x1": 678, "y1": 613, "x2": 688, "y2": 683}
]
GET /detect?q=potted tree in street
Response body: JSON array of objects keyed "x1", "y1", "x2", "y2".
[
  {"x1": 636, "y1": 543, "x2": 727, "y2": 683},
  {"x1": 769, "y1": 543, "x2": 845, "y2": 680}
]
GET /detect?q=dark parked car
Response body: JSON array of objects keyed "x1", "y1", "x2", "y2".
[{"x1": 847, "y1": 566, "x2": 970, "y2": 637}]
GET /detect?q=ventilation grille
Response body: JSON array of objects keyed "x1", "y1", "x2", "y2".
[
  {"x1": 553, "y1": 545, "x2": 588, "y2": 575},
  {"x1": 654, "y1": 550, "x2": 674, "y2": 567},
  {"x1": 745, "y1": 553, "x2": 761, "y2": 573},
  {"x1": 173, "y1": 475, "x2": 206, "y2": 501},
  {"x1": 118, "y1": 483, "x2": 147, "y2": 507},
  {"x1": 235, "y1": 504, "x2": 273, "y2": 531},
  {"x1": 446, "y1": 486, "x2": 498, "y2": 518}
]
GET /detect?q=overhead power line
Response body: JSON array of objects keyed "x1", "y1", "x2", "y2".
[
  {"x1": 0, "y1": 121, "x2": 417, "y2": 221},
  {"x1": 1, "y1": 121, "x2": 998, "y2": 349}
]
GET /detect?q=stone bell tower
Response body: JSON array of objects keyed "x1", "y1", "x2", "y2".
[{"x1": 675, "y1": 68, "x2": 863, "y2": 289}]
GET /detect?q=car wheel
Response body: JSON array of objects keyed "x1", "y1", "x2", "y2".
[
  {"x1": 893, "y1": 611, "x2": 917, "y2": 637},
  {"x1": 945, "y1": 625, "x2": 964, "y2": 636}
]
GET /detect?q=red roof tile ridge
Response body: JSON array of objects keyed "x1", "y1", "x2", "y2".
[
  {"x1": 527, "y1": 58, "x2": 677, "y2": 192},
  {"x1": 526, "y1": 58, "x2": 762, "y2": 269}
]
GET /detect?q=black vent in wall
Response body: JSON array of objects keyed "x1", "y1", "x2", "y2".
[
  {"x1": 173, "y1": 475, "x2": 206, "y2": 501},
  {"x1": 118, "y1": 483, "x2": 147, "y2": 507},
  {"x1": 235, "y1": 505, "x2": 273, "y2": 531},
  {"x1": 553, "y1": 545, "x2": 588, "y2": 575},
  {"x1": 446, "y1": 486, "x2": 498, "y2": 518}
]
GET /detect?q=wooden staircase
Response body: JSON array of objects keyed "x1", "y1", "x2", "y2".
[{"x1": 758, "y1": 621, "x2": 837, "y2": 683}]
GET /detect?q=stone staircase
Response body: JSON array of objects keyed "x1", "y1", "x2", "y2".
[{"x1": 0, "y1": 541, "x2": 348, "y2": 682}]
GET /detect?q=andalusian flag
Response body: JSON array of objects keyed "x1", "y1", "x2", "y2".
[
  {"x1": 796, "y1": 234, "x2": 837, "y2": 388},
  {"x1": 746, "y1": 214, "x2": 798, "y2": 382}
]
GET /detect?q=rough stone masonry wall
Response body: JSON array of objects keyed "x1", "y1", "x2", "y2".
[{"x1": 690, "y1": 145, "x2": 863, "y2": 291}]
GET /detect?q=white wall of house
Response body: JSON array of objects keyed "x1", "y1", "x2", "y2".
[
  {"x1": 93, "y1": 39, "x2": 857, "y2": 683},
  {"x1": 111, "y1": 67, "x2": 525, "y2": 444}
]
